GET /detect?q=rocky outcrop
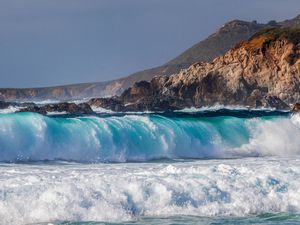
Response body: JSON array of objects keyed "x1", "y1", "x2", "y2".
[
  {"x1": 88, "y1": 28, "x2": 300, "y2": 111},
  {"x1": 18, "y1": 102, "x2": 93, "y2": 115},
  {"x1": 0, "y1": 101, "x2": 11, "y2": 109},
  {"x1": 292, "y1": 103, "x2": 300, "y2": 112},
  {"x1": 0, "y1": 100, "x2": 36, "y2": 109}
]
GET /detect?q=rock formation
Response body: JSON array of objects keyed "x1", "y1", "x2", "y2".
[
  {"x1": 18, "y1": 102, "x2": 93, "y2": 115},
  {"x1": 292, "y1": 103, "x2": 300, "y2": 112},
  {"x1": 88, "y1": 28, "x2": 300, "y2": 111}
]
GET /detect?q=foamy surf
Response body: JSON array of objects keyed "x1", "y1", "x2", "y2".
[
  {"x1": 0, "y1": 158, "x2": 300, "y2": 224},
  {"x1": 174, "y1": 104, "x2": 282, "y2": 113},
  {"x1": 0, "y1": 106, "x2": 25, "y2": 114}
]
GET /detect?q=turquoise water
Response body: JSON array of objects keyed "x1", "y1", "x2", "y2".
[
  {"x1": 0, "y1": 110, "x2": 295, "y2": 162},
  {"x1": 0, "y1": 109, "x2": 300, "y2": 224}
]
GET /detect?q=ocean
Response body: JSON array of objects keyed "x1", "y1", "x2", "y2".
[{"x1": 0, "y1": 108, "x2": 300, "y2": 224}]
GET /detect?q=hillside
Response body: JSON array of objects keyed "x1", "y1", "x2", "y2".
[
  {"x1": 87, "y1": 27, "x2": 300, "y2": 111},
  {"x1": 1, "y1": 15, "x2": 300, "y2": 101}
]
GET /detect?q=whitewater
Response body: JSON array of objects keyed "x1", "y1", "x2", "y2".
[{"x1": 0, "y1": 109, "x2": 300, "y2": 224}]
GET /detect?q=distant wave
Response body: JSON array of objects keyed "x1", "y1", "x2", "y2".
[
  {"x1": 90, "y1": 105, "x2": 114, "y2": 114},
  {"x1": 174, "y1": 104, "x2": 285, "y2": 113},
  {"x1": 0, "y1": 111, "x2": 298, "y2": 162},
  {"x1": 0, "y1": 106, "x2": 25, "y2": 114},
  {"x1": 20, "y1": 99, "x2": 61, "y2": 105},
  {"x1": 46, "y1": 111, "x2": 68, "y2": 115}
]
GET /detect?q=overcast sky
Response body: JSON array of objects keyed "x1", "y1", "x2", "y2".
[{"x1": 0, "y1": 0, "x2": 299, "y2": 88}]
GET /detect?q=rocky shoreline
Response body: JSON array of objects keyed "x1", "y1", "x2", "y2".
[
  {"x1": 0, "y1": 99, "x2": 299, "y2": 115},
  {"x1": 2, "y1": 27, "x2": 300, "y2": 115},
  {"x1": 82, "y1": 28, "x2": 300, "y2": 113}
]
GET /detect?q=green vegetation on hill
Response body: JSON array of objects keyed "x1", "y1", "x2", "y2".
[{"x1": 250, "y1": 27, "x2": 300, "y2": 45}]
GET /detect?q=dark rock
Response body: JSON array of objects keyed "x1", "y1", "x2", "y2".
[
  {"x1": 292, "y1": 103, "x2": 300, "y2": 112},
  {"x1": 19, "y1": 105, "x2": 47, "y2": 114},
  {"x1": 268, "y1": 20, "x2": 278, "y2": 26},
  {"x1": 88, "y1": 97, "x2": 126, "y2": 112},
  {"x1": 0, "y1": 101, "x2": 10, "y2": 109},
  {"x1": 0, "y1": 101, "x2": 28, "y2": 109},
  {"x1": 262, "y1": 96, "x2": 289, "y2": 110},
  {"x1": 18, "y1": 102, "x2": 93, "y2": 115},
  {"x1": 20, "y1": 102, "x2": 36, "y2": 108}
]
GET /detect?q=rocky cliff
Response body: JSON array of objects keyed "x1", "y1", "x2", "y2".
[{"x1": 88, "y1": 28, "x2": 300, "y2": 111}]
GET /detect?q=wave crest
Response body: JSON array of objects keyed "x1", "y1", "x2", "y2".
[{"x1": 0, "y1": 112, "x2": 299, "y2": 162}]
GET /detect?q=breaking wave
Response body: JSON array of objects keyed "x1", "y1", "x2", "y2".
[{"x1": 0, "y1": 111, "x2": 299, "y2": 162}]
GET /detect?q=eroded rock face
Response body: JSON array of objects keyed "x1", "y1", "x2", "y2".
[{"x1": 89, "y1": 28, "x2": 300, "y2": 112}]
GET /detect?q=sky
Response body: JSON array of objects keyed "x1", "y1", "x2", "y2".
[{"x1": 0, "y1": 0, "x2": 300, "y2": 88}]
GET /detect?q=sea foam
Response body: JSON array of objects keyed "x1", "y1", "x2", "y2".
[{"x1": 0, "y1": 158, "x2": 299, "y2": 224}]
